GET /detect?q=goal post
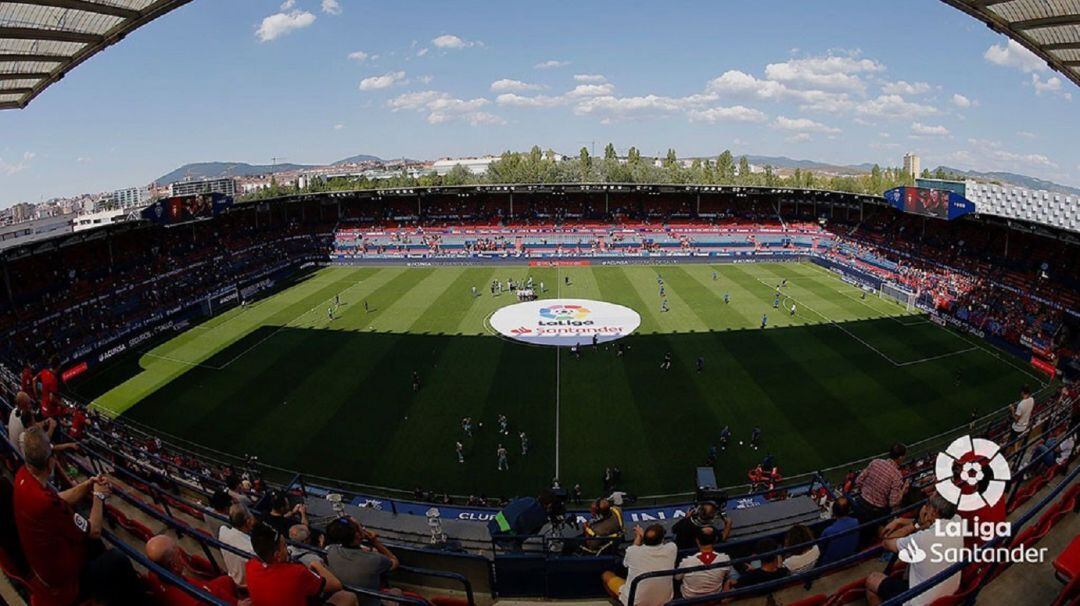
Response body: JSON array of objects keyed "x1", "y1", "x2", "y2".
[{"x1": 879, "y1": 282, "x2": 916, "y2": 311}]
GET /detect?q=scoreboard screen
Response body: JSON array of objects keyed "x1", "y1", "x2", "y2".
[
  {"x1": 141, "y1": 192, "x2": 233, "y2": 225},
  {"x1": 883, "y1": 187, "x2": 975, "y2": 221}
]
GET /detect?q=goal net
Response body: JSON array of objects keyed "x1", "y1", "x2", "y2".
[{"x1": 880, "y1": 282, "x2": 916, "y2": 311}]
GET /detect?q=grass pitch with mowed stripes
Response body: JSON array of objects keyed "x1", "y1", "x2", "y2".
[{"x1": 78, "y1": 262, "x2": 1042, "y2": 498}]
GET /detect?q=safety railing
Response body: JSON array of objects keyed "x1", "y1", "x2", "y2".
[{"x1": 626, "y1": 418, "x2": 1078, "y2": 605}]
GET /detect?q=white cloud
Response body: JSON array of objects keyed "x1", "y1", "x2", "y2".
[
  {"x1": 571, "y1": 93, "x2": 721, "y2": 122},
  {"x1": 534, "y1": 60, "x2": 570, "y2": 70},
  {"x1": 0, "y1": 151, "x2": 34, "y2": 175},
  {"x1": 1030, "y1": 74, "x2": 1072, "y2": 99},
  {"x1": 416, "y1": 47, "x2": 429, "y2": 57},
  {"x1": 495, "y1": 93, "x2": 563, "y2": 108},
  {"x1": 984, "y1": 39, "x2": 1046, "y2": 73},
  {"x1": 990, "y1": 149, "x2": 1057, "y2": 169},
  {"x1": 280, "y1": 0, "x2": 295, "y2": 9},
  {"x1": 951, "y1": 93, "x2": 974, "y2": 108},
  {"x1": 564, "y1": 83, "x2": 616, "y2": 97},
  {"x1": 764, "y1": 53, "x2": 884, "y2": 91},
  {"x1": 574, "y1": 74, "x2": 607, "y2": 83},
  {"x1": 388, "y1": 90, "x2": 503, "y2": 125},
  {"x1": 321, "y1": 0, "x2": 341, "y2": 15},
  {"x1": 786, "y1": 133, "x2": 812, "y2": 143},
  {"x1": 359, "y1": 71, "x2": 406, "y2": 91},
  {"x1": 707, "y1": 70, "x2": 853, "y2": 112},
  {"x1": 1017, "y1": 131, "x2": 1036, "y2": 139},
  {"x1": 256, "y1": 10, "x2": 316, "y2": 42},
  {"x1": 334, "y1": 123, "x2": 344, "y2": 130},
  {"x1": 387, "y1": 90, "x2": 446, "y2": 110},
  {"x1": 490, "y1": 79, "x2": 544, "y2": 93},
  {"x1": 708, "y1": 70, "x2": 788, "y2": 99},
  {"x1": 432, "y1": 35, "x2": 478, "y2": 50},
  {"x1": 417, "y1": 74, "x2": 434, "y2": 84},
  {"x1": 347, "y1": 51, "x2": 371, "y2": 62},
  {"x1": 772, "y1": 116, "x2": 840, "y2": 134},
  {"x1": 882, "y1": 81, "x2": 931, "y2": 96},
  {"x1": 856, "y1": 94, "x2": 937, "y2": 119},
  {"x1": 911, "y1": 122, "x2": 949, "y2": 137},
  {"x1": 687, "y1": 105, "x2": 768, "y2": 123}
]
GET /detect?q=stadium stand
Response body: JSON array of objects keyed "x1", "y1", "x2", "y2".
[{"x1": 0, "y1": 188, "x2": 1077, "y2": 605}]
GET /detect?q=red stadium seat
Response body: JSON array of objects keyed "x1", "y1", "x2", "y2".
[
  {"x1": 824, "y1": 577, "x2": 867, "y2": 605},
  {"x1": 1053, "y1": 534, "x2": 1080, "y2": 583},
  {"x1": 787, "y1": 594, "x2": 828, "y2": 606}
]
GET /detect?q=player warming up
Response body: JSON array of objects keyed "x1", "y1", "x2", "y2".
[{"x1": 496, "y1": 444, "x2": 509, "y2": 471}]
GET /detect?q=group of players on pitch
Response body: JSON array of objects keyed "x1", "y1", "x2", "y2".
[
  {"x1": 656, "y1": 272, "x2": 796, "y2": 327},
  {"x1": 455, "y1": 414, "x2": 529, "y2": 471}
]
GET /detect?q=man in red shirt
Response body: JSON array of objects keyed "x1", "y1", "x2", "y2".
[
  {"x1": 34, "y1": 356, "x2": 60, "y2": 404},
  {"x1": 145, "y1": 534, "x2": 238, "y2": 605},
  {"x1": 13, "y1": 426, "x2": 108, "y2": 606},
  {"x1": 245, "y1": 522, "x2": 357, "y2": 606}
]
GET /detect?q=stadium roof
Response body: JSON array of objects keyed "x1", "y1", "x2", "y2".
[
  {"x1": 943, "y1": 0, "x2": 1080, "y2": 89},
  {"x1": 0, "y1": 0, "x2": 192, "y2": 110}
]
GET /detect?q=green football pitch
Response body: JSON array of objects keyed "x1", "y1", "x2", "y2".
[{"x1": 77, "y1": 262, "x2": 1046, "y2": 498}]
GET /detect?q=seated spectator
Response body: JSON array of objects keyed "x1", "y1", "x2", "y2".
[
  {"x1": 781, "y1": 524, "x2": 820, "y2": 574},
  {"x1": 246, "y1": 522, "x2": 357, "y2": 606},
  {"x1": 671, "y1": 500, "x2": 732, "y2": 550},
  {"x1": 14, "y1": 425, "x2": 137, "y2": 605},
  {"x1": 581, "y1": 497, "x2": 624, "y2": 555},
  {"x1": 288, "y1": 524, "x2": 325, "y2": 567},
  {"x1": 265, "y1": 490, "x2": 308, "y2": 535},
  {"x1": 1030, "y1": 425, "x2": 1075, "y2": 473},
  {"x1": 5, "y1": 391, "x2": 34, "y2": 452},
  {"x1": 324, "y1": 516, "x2": 400, "y2": 606},
  {"x1": 145, "y1": 534, "x2": 239, "y2": 605},
  {"x1": 207, "y1": 489, "x2": 233, "y2": 542},
  {"x1": 816, "y1": 497, "x2": 859, "y2": 566},
  {"x1": 675, "y1": 526, "x2": 730, "y2": 598},
  {"x1": 219, "y1": 503, "x2": 257, "y2": 587},
  {"x1": 602, "y1": 524, "x2": 677, "y2": 606},
  {"x1": 865, "y1": 493, "x2": 963, "y2": 606},
  {"x1": 724, "y1": 538, "x2": 790, "y2": 591}
]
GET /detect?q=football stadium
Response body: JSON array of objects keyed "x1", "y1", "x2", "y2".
[{"x1": 0, "y1": 2, "x2": 1078, "y2": 606}]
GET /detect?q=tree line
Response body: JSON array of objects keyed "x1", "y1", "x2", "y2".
[{"x1": 242, "y1": 144, "x2": 964, "y2": 201}]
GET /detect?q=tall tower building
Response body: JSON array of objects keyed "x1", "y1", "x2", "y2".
[{"x1": 903, "y1": 152, "x2": 921, "y2": 178}]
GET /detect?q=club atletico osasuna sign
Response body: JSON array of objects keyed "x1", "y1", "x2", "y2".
[{"x1": 488, "y1": 299, "x2": 641, "y2": 347}]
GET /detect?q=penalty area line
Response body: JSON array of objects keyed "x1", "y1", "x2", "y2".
[{"x1": 753, "y1": 275, "x2": 905, "y2": 367}]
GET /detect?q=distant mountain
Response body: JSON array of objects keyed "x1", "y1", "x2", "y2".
[
  {"x1": 934, "y1": 166, "x2": 1080, "y2": 196},
  {"x1": 742, "y1": 155, "x2": 870, "y2": 174},
  {"x1": 156, "y1": 162, "x2": 315, "y2": 184},
  {"x1": 332, "y1": 154, "x2": 383, "y2": 165}
]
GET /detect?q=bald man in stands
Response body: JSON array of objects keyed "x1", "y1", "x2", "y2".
[{"x1": 146, "y1": 534, "x2": 242, "y2": 605}]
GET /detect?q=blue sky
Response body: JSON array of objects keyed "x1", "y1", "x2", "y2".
[{"x1": 1, "y1": 0, "x2": 1077, "y2": 206}]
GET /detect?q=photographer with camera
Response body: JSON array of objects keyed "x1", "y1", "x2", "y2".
[
  {"x1": 672, "y1": 501, "x2": 732, "y2": 550},
  {"x1": 581, "y1": 497, "x2": 624, "y2": 555}
]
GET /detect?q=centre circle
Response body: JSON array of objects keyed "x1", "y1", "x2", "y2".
[{"x1": 488, "y1": 298, "x2": 641, "y2": 347}]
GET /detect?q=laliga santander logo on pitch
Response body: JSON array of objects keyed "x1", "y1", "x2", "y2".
[
  {"x1": 934, "y1": 435, "x2": 1011, "y2": 512},
  {"x1": 489, "y1": 298, "x2": 640, "y2": 347},
  {"x1": 539, "y1": 304, "x2": 591, "y2": 321}
]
